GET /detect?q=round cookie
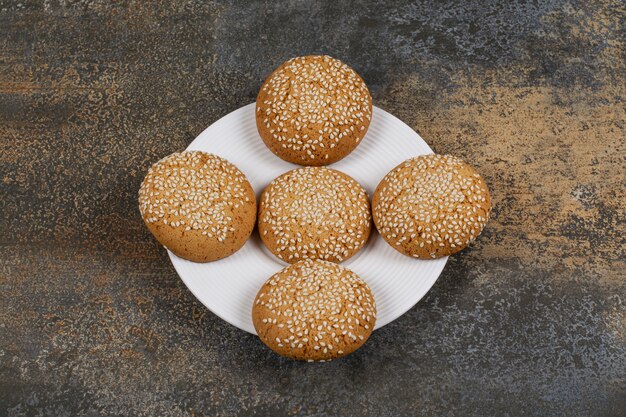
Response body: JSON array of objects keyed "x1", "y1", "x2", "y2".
[
  {"x1": 138, "y1": 151, "x2": 256, "y2": 262},
  {"x1": 252, "y1": 259, "x2": 376, "y2": 361},
  {"x1": 372, "y1": 154, "x2": 491, "y2": 259},
  {"x1": 256, "y1": 55, "x2": 372, "y2": 166},
  {"x1": 259, "y1": 167, "x2": 371, "y2": 263}
]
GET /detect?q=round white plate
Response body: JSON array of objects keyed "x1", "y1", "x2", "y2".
[{"x1": 169, "y1": 103, "x2": 448, "y2": 334}]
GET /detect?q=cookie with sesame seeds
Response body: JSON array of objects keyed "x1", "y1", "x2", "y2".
[
  {"x1": 372, "y1": 154, "x2": 491, "y2": 259},
  {"x1": 258, "y1": 167, "x2": 371, "y2": 263},
  {"x1": 138, "y1": 151, "x2": 256, "y2": 262},
  {"x1": 252, "y1": 259, "x2": 376, "y2": 361},
  {"x1": 256, "y1": 55, "x2": 372, "y2": 166}
]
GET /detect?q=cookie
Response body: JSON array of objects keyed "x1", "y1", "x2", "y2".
[
  {"x1": 252, "y1": 259, "x2": 376, "y2": 361},
  {"x1": 138, "y1": 151, "x2": 256, "y2": 262},
  {"x1": 258, "y1": 167, "x2": 371, "y2": 263},
  {"x1": 256, "y1": 55, "x2": 372, "y2": 166},
  {"x1": 372, "y1": 154, "x2": 491, "y2": 259}
]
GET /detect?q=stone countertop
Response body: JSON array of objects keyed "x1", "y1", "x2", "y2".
[{"x1": 1, "y1": 1, "x2": 624, "y2": 416}]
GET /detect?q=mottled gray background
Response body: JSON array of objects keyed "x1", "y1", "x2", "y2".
[{"x1": 1, "y1": 0, "x2": 625, "y2": 416}]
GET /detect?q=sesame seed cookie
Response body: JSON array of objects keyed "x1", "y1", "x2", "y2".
[
  {"x1": 372, "y1": 154, "x2": 491, "y2": 259},
  {"x1": 138, "y1": 151, "x2": 256, "y2": 262},
  {"x1": 256, "y1": 55, "x2": 372, "y2": 166},
  {"x1": 252, "y1": 259, "x2": 376, "y2": 361},
  {"x1": 259, "y1": 167, "x2": 371, "y2": 263}
]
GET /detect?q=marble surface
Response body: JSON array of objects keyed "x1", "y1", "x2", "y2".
[{"x1": 1, "y1": 1, "x2": 624, "y2": 416}]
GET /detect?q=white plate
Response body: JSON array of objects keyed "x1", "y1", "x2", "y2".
[{"x1": 169, "y1": 103, "x2": 448, "y2": 334}]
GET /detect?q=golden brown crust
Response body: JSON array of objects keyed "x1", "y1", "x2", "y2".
[
  {"x1": 258, "y1": 167, "x2": 371, "y2": 263},
  {"x1": 372, "y1": 154, "x2": 491, "y2": 259},
  {"x1": 256, "y1": 55, "x2": 372, "y2": 166},
  {"x1": 252, "y1": 259, "x2": 376, "y2": 361},
  {"x1": 138, "y1": 151, "x2": 256, "y2": 262}
]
